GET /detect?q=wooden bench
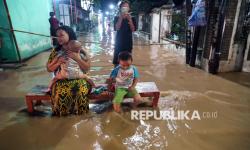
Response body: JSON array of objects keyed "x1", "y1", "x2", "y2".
[{"x1": 25, "y1": 82, "x2": 160, "y2": 113}]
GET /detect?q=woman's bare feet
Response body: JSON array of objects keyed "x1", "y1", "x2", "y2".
[{"x1": 42, "y1": 88, "x2": 51, "y2": 94}]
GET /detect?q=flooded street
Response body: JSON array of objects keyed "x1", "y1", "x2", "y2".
[{"x1": 0, "y1": 31, "x2": 250, "y2": 150}]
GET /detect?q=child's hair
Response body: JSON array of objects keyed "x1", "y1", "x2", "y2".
[
  {"x1": 68, "y1": 40, "x2": 82, "y2": 53},
  {"x1": 118, "y1": 51, "x2": 133, "y2": 61},
  {"x1": 49, "y1": 12, "x2": 55, "y2": 17}
]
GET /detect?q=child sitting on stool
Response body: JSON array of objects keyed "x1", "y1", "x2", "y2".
[{"x1": 108, "y1": 51, "x2": 142, "y2": 112}]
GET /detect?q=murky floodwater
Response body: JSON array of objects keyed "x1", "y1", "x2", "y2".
[{"x1": 0, "y1": 30, "x2": 250, "y2": 150}]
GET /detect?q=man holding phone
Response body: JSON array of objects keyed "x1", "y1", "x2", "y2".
[{"x1": 113, "y1": 0, "x2": 137, "y2": 66}]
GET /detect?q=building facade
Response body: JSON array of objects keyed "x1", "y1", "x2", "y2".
[{"x1": 200, "y1": 0, "x2": 250, "y2": 72}]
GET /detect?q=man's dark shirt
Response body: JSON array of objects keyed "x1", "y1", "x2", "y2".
[{"x1": 114, "y1": 16, "x2": 137, "y2": 52}]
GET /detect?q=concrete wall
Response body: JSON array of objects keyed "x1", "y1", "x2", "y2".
[
  {"x1": 150, "y1": 6, "x2": 173, "y2": 43},
  {"x1": 151, "y1": 10, "x2": 160, "y2": 43},
  {"x1": 242, "y1": 33, "x2": 250, "y2": 72},
  {"x1": 160, "y1": 9, "x2": 172, "y2": 39},
  {"x1": 0, "y1": 0, "x2": 52, "y2": 63}
]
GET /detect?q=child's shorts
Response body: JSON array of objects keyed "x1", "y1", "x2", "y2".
[{"x1": 113, "y1": 88, "x2": 138, "y2": 104}]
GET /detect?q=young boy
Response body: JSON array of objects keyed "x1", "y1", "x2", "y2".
[
  {"x1": 109, "y1": 51, "x2": 142, "y2": 112},
  {"x1": 47, "y1": 40, "x2": 95, "y2": 91}
]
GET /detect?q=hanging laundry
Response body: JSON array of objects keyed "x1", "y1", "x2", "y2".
[{"x1": 188, "y1": 0, "x2": 207, "y2": 26}]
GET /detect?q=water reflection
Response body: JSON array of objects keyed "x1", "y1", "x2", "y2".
[{"x1": 123, "y1": 120, "x2": 168, "y2": 150}]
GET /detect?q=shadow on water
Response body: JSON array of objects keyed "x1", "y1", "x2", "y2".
[
  {"x1": 217, "y1": 72, "x2": 250, "y2": 88},
  {"x1": 0, "y1": 113, "x2": 86, "y2": 150}
]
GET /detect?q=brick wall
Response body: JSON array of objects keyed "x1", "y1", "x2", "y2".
[
  {"x1": 219, "y1": 0, "x2": 238, "y2": 60},
  {"x1": 203, "y1": 0, "x2": 238, "y2": 60},
  {"x1": 203, "y1": 1, "x2": 218, "y2": 59}
]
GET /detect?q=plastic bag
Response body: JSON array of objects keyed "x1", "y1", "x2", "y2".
[{"x1": 188, "y1": 0, "x2": 206, "y2": 26}]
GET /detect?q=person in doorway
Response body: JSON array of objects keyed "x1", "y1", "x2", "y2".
[
  {"x1": 113, "y1": 0, "x2": 137, "y2": 66},
  {"x1": 49, "y1": 12, "x2": 59, "y2": 46}
]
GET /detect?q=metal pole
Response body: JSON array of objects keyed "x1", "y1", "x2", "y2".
[
  {"x1": 185, "y1": 0, "x2": 192, "y2": 64},
  {"x1": 158, "y1": 9, "x2": 162, "y2": 43},
  {"x1": 75, "y1": 0, "x2": 77, "y2": 24},
  {"x1": 70, "y1": 0, "x2": 73, "y2": 24},
  {"x1": 190, "y1": 26, "x2": 201, "y2": 66}
]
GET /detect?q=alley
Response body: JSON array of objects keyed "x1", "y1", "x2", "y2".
[{"x1": 0, "y1": 31, "x2": 250, "y2": 150}]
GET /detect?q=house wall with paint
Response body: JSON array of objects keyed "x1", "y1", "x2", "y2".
[{"x1": 0, "y1": 0, "x2": 52, "y2": 63}]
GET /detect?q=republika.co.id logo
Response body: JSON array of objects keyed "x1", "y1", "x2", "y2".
[{"x1": 131, "y1": 110, "x2": 218, "y2": 120}]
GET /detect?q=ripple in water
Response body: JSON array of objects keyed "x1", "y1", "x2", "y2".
[{"x1": 123, "y1": 120, "x2": 168, "y2": 150}]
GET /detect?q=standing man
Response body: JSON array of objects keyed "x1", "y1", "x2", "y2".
[
  {"x1": 49, "y1": 12, "x2": 59, "y2": 46},
  {"x1": 113, "y1": 0, "x2": 136, "y2": 66}
]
